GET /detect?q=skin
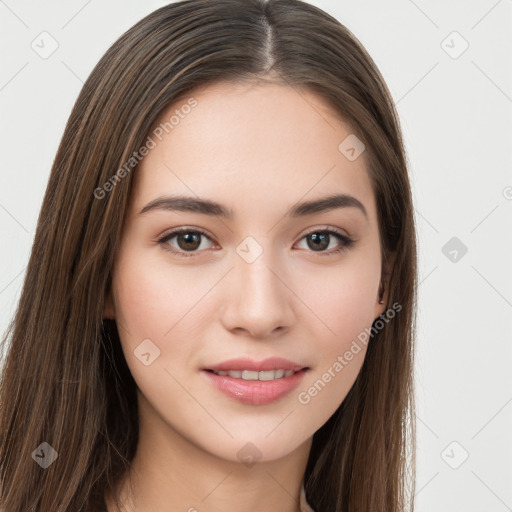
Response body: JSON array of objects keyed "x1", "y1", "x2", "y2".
[{"x1": 104, "y1": 80, "x2": 392, "y2": 512}]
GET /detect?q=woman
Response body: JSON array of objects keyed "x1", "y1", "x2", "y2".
[{"x1": 0, "y1": 0, "x2": 418, "y2": 510}]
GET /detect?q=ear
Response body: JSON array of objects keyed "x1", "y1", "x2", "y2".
[
  {"x1": 103, "y1": 286, "x2": 116, "y2": 319},
  {"x1": 374, "y1": 250, "x2": 396, "y2": 318}
]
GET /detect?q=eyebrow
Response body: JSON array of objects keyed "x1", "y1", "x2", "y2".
[{"x1": 139, "y1": 193, "x2": 368, "y2": 220}]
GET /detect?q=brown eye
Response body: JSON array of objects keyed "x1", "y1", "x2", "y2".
[
  {"x1": 306, "y1": 232, "x2": 330, "y2": 251},
  {"x1": 176, "y1": 232, "x2": 201, "y2": 251},
  {"x1": 296, "y1": 229, "x2": 355, "y2": 255},
  {"x1": 157, "y1": 228, "x2": 214, "y2": 257}
]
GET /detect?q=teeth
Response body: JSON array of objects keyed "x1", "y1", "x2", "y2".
[{"x1": 213, "y1": 369, "x2": 297, "y2": 380}]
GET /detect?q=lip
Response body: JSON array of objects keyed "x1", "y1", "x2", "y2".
[
  {"x1": 201, "y1": 367, "x2": 308, "y2": 405},
  {"x1": 203, "y1": 357, "x2": 307, "y2": 372}
]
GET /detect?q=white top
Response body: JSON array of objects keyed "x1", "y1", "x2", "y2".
[{"x1": 299, "y1": 481, "x2": 315, "y2": 512}]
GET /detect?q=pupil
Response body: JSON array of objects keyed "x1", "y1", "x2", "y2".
[
  {"x1": 309, "y1": 233, "x2": 328, "y2": 251},
  {"x1": 179, "y1": 233, "x2": 200, "y2": 250}
]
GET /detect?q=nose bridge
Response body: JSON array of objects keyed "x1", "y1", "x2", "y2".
[
  {"x1": 235, "y1": 234, "x2": 284, "y2": 305},
  {"x1": 221, "y1": 234, "x2": 294, "y2": 335}
]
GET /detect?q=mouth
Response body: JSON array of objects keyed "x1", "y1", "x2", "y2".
[
  {"x1": 202, "y1": 357, "x2": 308, "y2": 375},
  {"x1": 201, "y1": 364, "x2": 309, "y2": 405},
  {"x1": 204, "y1": 368, "x2": 306, "y2": 380}
]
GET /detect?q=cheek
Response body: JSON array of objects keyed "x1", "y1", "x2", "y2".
[
  {"x1": 112, "y1": 245, "x2": 197, "y2": 338},
  {"x1": 293, "y1": 257, "x2": 379, "y2": 415},
  {"x1": 301, "y1": 258, "x2": 380, "y2": 347},
  {"x1": 111, "y1": 244, "x2": 230, "y2": 388},
  {"x1": 110, "y1": 248, "x2": 206, "y2": 409}
]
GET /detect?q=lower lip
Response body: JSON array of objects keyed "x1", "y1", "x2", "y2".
[{"x1": 201, "y1": 369, "x2": 308, "y2": 405}]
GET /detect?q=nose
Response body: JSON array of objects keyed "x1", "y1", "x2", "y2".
[{"x1": 219, "y1": 249, "x2": 295, "y2": 339}]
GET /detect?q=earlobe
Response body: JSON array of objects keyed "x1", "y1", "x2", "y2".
[{"x1": 373, "y1": 280, "x2": 387, "y2": 321}]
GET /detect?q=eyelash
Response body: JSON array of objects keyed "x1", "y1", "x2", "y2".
[{"x1": 156, "y1": 227, "x2": 355, "y2": 259}]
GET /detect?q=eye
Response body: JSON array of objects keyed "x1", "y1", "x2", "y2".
[
  {"x1": 157, "y1": 228, "x2": 215, "y2": 258},
  {"x1": 295, "y1": 228, "x2": 355, "y2": 256}
]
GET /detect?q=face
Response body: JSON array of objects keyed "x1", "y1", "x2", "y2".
[{"x1": 106, "y1": 80, "x2": 389, "y2": 463}]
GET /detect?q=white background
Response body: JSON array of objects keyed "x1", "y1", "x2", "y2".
[{"x1": 1, "y1": 1, "x2": 511, "y2": 510}]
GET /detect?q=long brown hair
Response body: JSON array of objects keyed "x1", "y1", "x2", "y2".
[{"x1": 0, "y1": 0, "x2": 417, "y2": 510}]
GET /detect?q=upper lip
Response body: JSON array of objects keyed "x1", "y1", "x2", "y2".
[{"x1": 203, "y1": 357, "x2": 308, "y2": 372}]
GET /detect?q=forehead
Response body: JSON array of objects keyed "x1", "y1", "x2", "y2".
[{"x1": 131, "y1": 81, "x2": 377, "y2": 225}]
